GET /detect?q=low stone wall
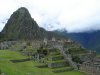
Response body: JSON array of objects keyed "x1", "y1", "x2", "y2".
[
  {"x1": 48, "y1": 56, "x2": 64, "y2": 61},
  {"x1": 48, "y1": 61, "x2": 69, "y2": 68},
  {"x1": 10, "y1": 58, "x2": 31, "y2": 63},
  {"x1": 52, "y1": 67, "x2": 73, "y2": 73}
]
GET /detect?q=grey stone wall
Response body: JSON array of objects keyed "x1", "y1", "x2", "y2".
[
  {"x1": 48, "y1": 56, "x2": 64, "y2": 61},
  {"x1": 80, "y1": 62, "x2": 100, "y2": 75},
  {"x1": 0, "y1": 41, "x2": 16, "y2": 50},
  {"x1": 48, "y1": 61, "x2": 69, "y2": 68}
]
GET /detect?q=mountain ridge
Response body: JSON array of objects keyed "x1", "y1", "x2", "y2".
[
  {"x1": 0, "y1": 7, "x2": 63, "y2": 41},
  {"x1": 55, "y1": 29, "x2": 100, "y2": 53}
]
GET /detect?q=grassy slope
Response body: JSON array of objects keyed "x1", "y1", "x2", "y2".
[
  {"x1": 96, "y1": 54, "x2": 100, "y2": 57},
  {"x1": 0, "y1": 50, "x2": 87, "y2": 75}
]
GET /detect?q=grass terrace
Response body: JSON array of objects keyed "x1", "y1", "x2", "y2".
[{"x1": 0, "y1": 50, "x2": 87, "y2": 75}]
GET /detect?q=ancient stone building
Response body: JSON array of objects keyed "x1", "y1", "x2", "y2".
[
  {"x1": 80, "y1": 51, "x2": 100, "y2": 75},
  {"x1": 0, "y1": 41, "x2": 16, "y2": 50}
]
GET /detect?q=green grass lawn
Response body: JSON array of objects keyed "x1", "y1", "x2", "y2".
[
  {"x1": 96, "y1": 54, "x2": 100, "y2": 57},
  {"x1": 0, "y1": 50, "x2": 87, "y2": 75}
]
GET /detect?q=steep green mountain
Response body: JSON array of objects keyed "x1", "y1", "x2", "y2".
[
  {"x1": 1, "y1": 7, "x2": 62, "y2": 40},
  {"x1": 55, "y1": 30, "x2": 100, "y2": 53}
]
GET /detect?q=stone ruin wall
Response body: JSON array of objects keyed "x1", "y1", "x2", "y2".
[
  {"x1": 31, "y1": 40, "x2": 42, "y2": 49},
  {"x1": 80, "y1": 62, "x2": 100, "y2": 75},
  {"x1": 0, "y1": 40, "x2": 42, "y2": 50},
  {"x1": 0, "y1": 41, "x2": 16, "y2": 50}
]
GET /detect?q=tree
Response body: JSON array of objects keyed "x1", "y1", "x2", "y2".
[{"x1": 72, "y1": 56, "x2": 82, "y2": 64}]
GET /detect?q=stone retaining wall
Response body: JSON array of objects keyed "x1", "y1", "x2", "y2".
[
  {"x1": 48, "y1": 56, "x2": 64, "y2": 61},
  {"x1": 48, "y1": 61, "x2": 69, "y2": 68}
]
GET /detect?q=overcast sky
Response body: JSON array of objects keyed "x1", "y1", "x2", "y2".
[{"x1": 0, "y1": 0, "x2": 100, "y2": 33}]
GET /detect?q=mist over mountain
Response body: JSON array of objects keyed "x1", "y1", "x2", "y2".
[{"x1": 55, "y1": 29, "x2": 100, "y2": 53}]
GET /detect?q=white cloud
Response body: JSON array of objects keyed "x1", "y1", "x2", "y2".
[{"x1": 0, "y1": 0, "x2": 100, "y2": 32}]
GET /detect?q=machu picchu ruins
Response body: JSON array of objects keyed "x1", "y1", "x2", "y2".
[
  {"x1": 0, "y1": 37, "x2": 100, "y2": 75},
  {"x1": 0, "y1": 6, "x2": 100, "y2": 75}
]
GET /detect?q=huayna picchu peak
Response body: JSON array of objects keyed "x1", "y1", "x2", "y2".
[
  {"x1": 1, "y1": 7, "x2": 38, "y2": 40},
  {"x1": 1, "y1": 7, "x2": 61, "y2": 40}
]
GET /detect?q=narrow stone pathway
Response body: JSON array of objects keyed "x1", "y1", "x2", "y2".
[{"x1": 54, "y1": 45, "x2": 78, "y2": 70}]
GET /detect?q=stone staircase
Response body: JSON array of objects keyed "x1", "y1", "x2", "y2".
[{"x1": 54, "y1": 45, "x2": 78, "y2": 70}]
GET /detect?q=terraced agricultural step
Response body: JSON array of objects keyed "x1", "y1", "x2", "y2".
[
  {"x1": 35, "y1": 62, "x2": 48, "y2": 68},
  {"x1": 49, "y1": 52, "x2": 60, "y2": 55},
  {"x1": 48, "y1": 60, "x2": 69, "y2": 68},
  {"x1": 56, "y1": 46, "x2": 78, "y2": 69},
  {"x1": 47, "y1": 48, "x2": 58, "y2": 53},
  {"x1": 52, "y1": 67, "x2": 74, "y2": 73},
  {"x1": 36, "y1": 64, "x2": 48, "y2": 68},
  {"x1": 48, "y1": 55, "x2": 64, "y2": 61}
]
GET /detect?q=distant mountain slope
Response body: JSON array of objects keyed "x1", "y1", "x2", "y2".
[
  {"x1": 55, "y1": 30, "x2": 100, "y2": 53},
  {"x1": 1, "y1": 7, "x2": 63, "y2": 40},
  {"x1": 69, "y1": 31, "x2": 100, "y2": 53}
]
